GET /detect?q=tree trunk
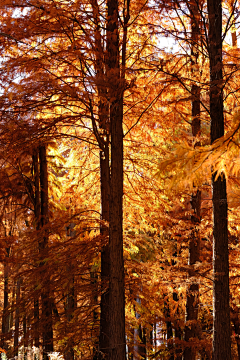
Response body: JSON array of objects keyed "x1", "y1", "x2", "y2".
[
  {"x1": 9, "y1": 282, "x2": 15, "y2": 332},
  {"x1": 14, "y1": 277, "x2": 21, "y2": 357},
  {"x1": 65, "y1": 224, "x2": 76, "y2": 360},
  {"x1": 23, "y1": 314, "x2": 28, "y2": 360},
  {"x1": 164, "y1": 300, "x2": 173, "y2": 360},
  {"x1": 184, "y1": 3, "x2": 201, "y2": 358},
  {"x1": 39, "y1": 145, "x2": 53, "y2": 359},
  {"x1": 91, "y1": 1, "x2": 111, "y2": 356},
  {"x1": 99, "y1": 150, "x2": 110, "y2": 359},
  {"x1": 2, "y1": 246, "x2": 10, "y2": 351},
  {"x1": 33, "y1": 149, "x2": 40, "y2": 350},
  {"x1": 133, "y1": 296, "x2": 143, "y2": 360},
  {"x1": 207, "y1": 0, "x2": 231, "y2": 358},
  {"x1": 140, "y1": 326, "x2": 146, "y2": 360},
  {"x1": 172, "y1": 292, "x2": 182, "y2": 360},
  {"x1": 107, "y1": 0, "x2": 126, "y2": 358}
]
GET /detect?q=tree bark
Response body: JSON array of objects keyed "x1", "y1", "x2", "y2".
[
  {"x1": 207, "y1": 0, "x2": 231, "y2": 358},
  {"x1": 2, "y1": 245, "x2": 10, "y2": 351},
  {"x1": 39, "y1": 145, "x2": 53, "y2": 359},
  {"x1": 133, "y1": 296, "x2": 143, "y2": 360},
  {"x1": 99, "y1": 150, "x2": 110, "y2": 359},
  {"x1": 65, "y1": 224, "x2": 76, "y2": 360},
  {"x1": 164, "y1": 300, "x2": 174, "y2": 360},
  {"x1": 184, "y1": 5, "x2": 201, "y2": 358},
  {"x1": 23, "y1": 314, "x2": 28, "y2": 360},
  {"x1": 107, "y1": 0, "x2": 126, "y2": 358},
  {"x1": 91, "y1": 1, "x2": 111, "y2": 356},
  {"x1": 33, "y1": 149, "x2": 40, "y2": 350},
  {"x1": 140, "y1": 326, "x2": 146, "y2": 360},
  {"x1": 14, "y1": 277, "x2": 21, "y2": 357}
]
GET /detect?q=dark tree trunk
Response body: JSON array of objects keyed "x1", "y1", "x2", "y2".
[
  {"x1": 91, "y1": 271, "x2": 99, "y2": 360},
  {"x1": 99, "y1": 151, "x2": 110, "y2": 359},
  {"x1": 164, "y1": 300, "x2": 173, "y2": 360},
  {"x1": 91, "y1": 1, "x2": 111, "y2": 356},
  {"x1": 23, "y1": 314, "x2": 28, "y2": 360},
  {"x1": 9, "y1": 283, "x2": 15, "y2": 332},
  {"x1": 33, "y1": 149, "x2": 40, "y2": 350},
  {"x1": 207, "y1": 0, "x2": 231, "y2": 359},
  {"x1": 64, "y1": 281, "x2": 75, "y2": 360},
  {"x1": 14, "y1": 277, "x2": 21, "y2": 357},
  {"x1": 34, "y1": 298, "x2": 39, "y2": 349},
  {"x1": 172, "y1": 292, "x2": 182, "y2": 360},
  {"x1": 107, "y1": 0, "x2": 126, "y2": 358},
  {"x1": 64, "y1": 224, "x2": 76, "y2": 360},
  {"x1": 133, "y1": 296, "x2": 142, "y2": 360},
  {"x1": 39, "y1": 145, "x2": 53, "y2": 359},
  {"x1": 184, "y1": 2, "x2": 201, "y2": 357},
  {"x1": 140, "y1": 326, "x2": 147, "y2": 360},
  {"x1": 2, "y1": 246, "x2": 10, "y2": 351}
]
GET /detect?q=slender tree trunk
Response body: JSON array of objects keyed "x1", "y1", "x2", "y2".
[
  {"x1": 33, "y1": 149, "x2": 40, "y2": 350},
  {"x1": 34, "y1": 298, "x2": 40, "y2": 349},
  {"x1": 140, "y1": 326, "x2": 146, "y2": 360},
  {"x1": 9, "y1": 282, "x2": 15, "y2": 331},
  {"x1": 184, "y1": 5, "x2": 201, "y2": 357},
  {"x1": 99, "y1": 151, "x2": 110, "y2": 359},
  {"x1": 107, "y1": 0, "x2": 126, "y2": 357},
  {"x1": 2, "y1": 246, "x2": 10, "y2": 351},
  {"x1": 172, "y1": 292, "x2": 182, "y2": 360},
  {"x1": 90, "y1": 271, "x2": 99, "y2": 360},
  {"x1": 91, "y1": 1, "x2": 111, "y2": 357},
  {"x1": 64, "y1": 275, "x2": 75, "y2": 360},
  {"x1": 14, "y1": 277, "x2": 21, "y2": 357},
  {"x1": 133, "y1": 296, "x2": 142, "y2": 360},
  {"x1": 23, "y1": 314, "x2": 27, "y2": 360},
  {"x1": 64, "y1": 224, "x2": 76, "y2": 360},
  {"x1": 164, "y1": 300, "x2": 173, "y2": 360},
  {"x1": 207, "y1": 0, "x2": 231, "y2": 359},
  {"x1": 39, "y1": 145, "x2": 53, "y2": 359}
]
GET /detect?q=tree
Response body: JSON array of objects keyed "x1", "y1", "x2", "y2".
[
  {"x1": 207, "y1": 0, "x2": 232, "y2": 358},
  {"x1": 184, "y1": 1, "x2": 201, "y2": 359},
  {"x1": 107, "y1": 0, "x2": 126, "y2": 357}
]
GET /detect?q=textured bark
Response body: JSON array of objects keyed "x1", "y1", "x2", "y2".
[
  {"x1": 99, "y1": 150, "x2": 110, "y2": 359},
  {"x1": 65, "y1": 224, "x2": 76, "y2": 360},
  {"x1": 2, "y1": 246, "x2": 10, "y2": 351},
  {"x1": 34, "y1": 298, "x2": 40, "y2": 349},
  {"x1": 184, "y1": 32, "x2": 201, "y2": 356},
  {"x1": 39, "y1": 145, "x2": 53, "y2": 358},
  {"x1": 107, "y1": 0, "x2": 126, "y2": 358},
  {"x1": 33, "y1": 148, "x2": 41, "y2": 230},
  {"x1": 133, "y1": 296, "x2": 143, "y2": 360},
  {"x1": 91, "y1": 1, "x2": 111, "y2": 356},
  {"x1": 164, "y1": 301, "x2": 174, "y2": 360},
  {"x1": 33, "y1": 149, "x2": 40, "y2": 349},
  {"x1": 207, "y1": 0, "x2": 232, "y2": 358},
  {"x1": 23, "y1": 314, "x2": 28, "y2": 360},
  {"x1": 9, "y1": 283, "x2": 15, "y2": 332},
  {"x1": 14, "y1": 278, "x2": 21, "y2": 357},
  {"x1": 140, "y1": 326, "x2": 146, "y2": 360},
  {"x1": 173, "y1": 292, "x2": 182, "y2": 360}
]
